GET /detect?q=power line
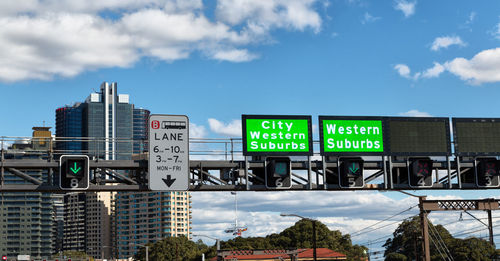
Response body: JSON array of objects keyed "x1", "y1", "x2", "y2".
[
  {"x1": 360, "y1": 233, "x2": 394, "y2": 246},
  {"x1": 426, "y1": 215, "x2": 453, "y2": 261},
  {"x1": 353, "y1": 215, "x2": 416, "y2": 238},
  {"x1": 452, "y1": 220, "x2": 500, "y2": 238},
  {"x1": 350, "y1": 205, "x2": 418, "y2": 237}
]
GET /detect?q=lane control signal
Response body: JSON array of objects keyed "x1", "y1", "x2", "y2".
[
  {"x1": 59, "y1": 155, "x2": 89, "y2": 190},
  {"x1": 265, "y1": 157, "x2": 292, "y2": 189}
]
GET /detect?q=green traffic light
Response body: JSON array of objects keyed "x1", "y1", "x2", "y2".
[
  {"x1": 69, "y1": 162, "x2": 81, "y2": 174},
  {"x1": 349, "y1": 163, "x2": 359, "y2": 174}
]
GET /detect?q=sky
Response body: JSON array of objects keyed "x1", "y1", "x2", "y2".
[{"x1": 1, "y1": 0, "x2": 500, "y2": 258}]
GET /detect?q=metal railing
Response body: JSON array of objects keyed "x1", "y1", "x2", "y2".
[{"x1": 0, "y1": 136, "x2": 244, "y2": 161}]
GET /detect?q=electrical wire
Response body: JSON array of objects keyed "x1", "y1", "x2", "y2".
[
  {"x1": 428, "y1": 231, "x2": 448, "y2": 261},
  {"x1": 352, "y1": 214, "x2": 416, "y2": 238},
  {"x1": 427, "y1": 223, "x2": 450, "y2": 261},
  {"x1": 350, "y1": 204, "x2": 418, "y2": 237},
  {"x1": 451, "y1": 220, "x2": 500, "y2": 238},
  {"x1": 426, "y1": 215, "x2": 454, "y2": 261}
]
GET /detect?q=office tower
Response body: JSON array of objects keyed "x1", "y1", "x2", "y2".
[
  {"x1": 56, "y1": 82, "x2": 133, "y2": 160},
  {"x1": 0, "y1": 127, "x2": 54, "y2": 259},
  {"x1": 133, "y1": 107, "x2": 150, "y2": 154},
  {"x1": 114, "y1": 191, "x2": 192, "y2": 259}
]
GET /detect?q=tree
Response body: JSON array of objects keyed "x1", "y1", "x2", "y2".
[
  {"x1": 218, "y1": 219, "x2": 367, "y2": 260},
  {"x1": 385, "y1": 252, "x2": 408, "y2": 261},
  {"x1": 383, "y1": 215, "x2": 495, "y2": 261},
  {"x1": 134, "y1": 236, "x2": 205, "y2": 261}
]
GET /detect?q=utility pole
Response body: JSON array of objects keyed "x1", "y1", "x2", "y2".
[
  {"x1": 312, "y1": 220, "x2": 317, "y2": 261},
  {"x1": 418, "y1": 198, "x2": 500, "y2": 261},
  {"x1": 418, "y1": 196, "x2": 430, "y2": 261},
  {"x1": 488, "y1": 209, "x2": 494, "y2": 246}
]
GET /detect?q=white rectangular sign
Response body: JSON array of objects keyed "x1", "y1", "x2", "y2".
[{"x1": 148, "y1": 114, "x2": 189, "y2": 191}]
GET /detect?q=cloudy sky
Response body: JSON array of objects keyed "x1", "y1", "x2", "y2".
[{"x1": 1, "y1": 0, "x2": 500, "y2": 257}]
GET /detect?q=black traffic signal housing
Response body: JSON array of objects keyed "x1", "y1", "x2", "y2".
[
  {"x1": 408, "y1": 158, "x2": 433, "y2": 188},
  {"x1": 476, "y1": 158, "x2": 499, "y2": 187},
  {"x1": 339, "y1": 157, "x2": 364, "y2": 188},
  {"x1": 59, "y1": 155, "x2": 89, "y2": 190},
  {"x1": 265, "y1": 157, "x2": 292, "y2": 189}
]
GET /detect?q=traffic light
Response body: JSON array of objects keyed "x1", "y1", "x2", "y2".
[
  {"x1": 476, "y1": 158, "x2": 499, "y2": 187},
  {"x1": 408, "y1": 158, "x2": 433, "y2": 187},
  {"x1": 265, "y1": 157, "x2": 292, "y2": 189},
  {"x1": 2, "y1": 255, "x2": 7, "y2": 260},
  {"x1": 339, "y1": 158, "x2": 364, "y2": 188},
  {"x1": 59, "y1": 155, "x2": 89, "y2": 190}
]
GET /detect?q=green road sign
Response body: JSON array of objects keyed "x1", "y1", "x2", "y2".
[
  {"x1": 319, "y1": 117, "x2": 384, "y2": 155},
  {"x1": 242, "y1": 115, "x2": 313, "y2": 156}
]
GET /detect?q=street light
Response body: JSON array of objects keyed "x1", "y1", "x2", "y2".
[
  {"x1": 129, "y1": 243, "x2": 149, "y2": 261},
  {"x1": 193, "y1": 234, "x2": 221, "y2": 261},
  {"x1": 192, "y1": 234, "x2": 220, "y2": 251},
  {"x1": 102, "y1": 246, "x2": 111, "y2": 261},
  {"x1": 280, "y1": 213, "x2": 317, "y2": 261}
]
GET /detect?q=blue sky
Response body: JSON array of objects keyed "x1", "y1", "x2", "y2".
[{"x1": 1, "y1": 0, "x2": 500, "y2": 256}]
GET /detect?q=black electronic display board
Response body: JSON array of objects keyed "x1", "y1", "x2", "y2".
[
  {"x1": 453, "y1": 118, "x2": 500, "y2": 156},
  {"x1": 386, "y1": 117, "x2": 451, "y2": 156}
]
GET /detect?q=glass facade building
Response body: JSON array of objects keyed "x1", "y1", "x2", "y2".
[
  {"x1": 133, "y1": 108, "x2": 150, "y2": 154},
  {"x1": 56, "y1": 82, "x2": 134, "y2": 160}
]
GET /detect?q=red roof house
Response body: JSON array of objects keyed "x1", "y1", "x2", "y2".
[{"x1": 210, "y1": 248, "x2": 347, "y2": 260}]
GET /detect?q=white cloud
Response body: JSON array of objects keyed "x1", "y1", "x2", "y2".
[
  {"x1": 431, "y1": 36, "x2": 466, "y2": 51},
  {"x1": 445, "y1": 47, "x2": 500, "y2": 85},
  {"x1": 0, "y1": 0, "x2": 322, "y2": 82},
  {"x1": 493, "y1": 21, "x2": 500, "y2": 40},
  {"x1": 191, "y1": 191, "x2": 420, "y2": 244},
  {"x1": 211, "y1": 49, "x2": 258, "y2": 62},
  {"x1": 190, "y1": 122, "x2": 208, "y2": 138},
  {"x1": 395, "y1": 63, "x2": 444, "y2": 80},
  {"x1": 216, "y1": 0, "x2": 322, "y2": 33},
  {"x1": 208, "y1": 118, "x2": 242, "y2": 137},
  {"x1": 467, "y1": 12, "x2": 476, "y2": 25},
  {"x1": 361, "y1": 12, "x2": 381, "y2": 25},
  {"x1": 421, "y1": 62, "x2": 445, "y2": 78},
  {"x1": 394, "y1": 64, "x2": 411, "y2": 79},
  {"x1": 0, "y1": 14, "x2": 137, "y2": 82},
  {"x1": 395, "y1": 47, "x2": 500, "y2": 85},
  {"x1": 394, "y1": 0, "x2": 416, "y2": 18},
  {"x1": 399, "y1": 110, "x2": 432, "y2": 117}
]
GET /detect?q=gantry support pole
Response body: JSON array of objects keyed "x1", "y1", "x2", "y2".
[{"x1": 419, "y1": 196, "x2": 430, "y2": 261}]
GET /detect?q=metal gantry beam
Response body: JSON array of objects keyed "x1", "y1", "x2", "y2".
[{"x1": 0, "y1": 155, "x2": 498, "y2": 192}]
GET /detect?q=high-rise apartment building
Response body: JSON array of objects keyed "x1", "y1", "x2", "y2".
[
  {"x1": 0, "y1": 127, "x2": 54, "y2": 259},
  {"x1": 52, "y1": 194, "x2": 64, "y2": 254},
  {"x1": 114, "y1": 192, "x2": 192, "y2": 259},
  {"x1": 63, "y1": 193, "x2": 86, "y2": 252},
  {"x1": 63, "y1": 192, "x2": 112, "y2": 259}
]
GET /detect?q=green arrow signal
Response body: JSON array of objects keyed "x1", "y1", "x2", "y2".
[
  {"x1": 70, "y1": 162, "x2": 81, "y2": 174},
  {"x1": 349, "y1": 163, "x2": 359, "y2": 174}
]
